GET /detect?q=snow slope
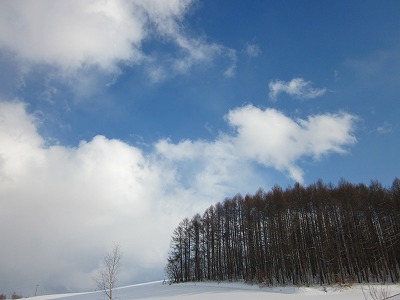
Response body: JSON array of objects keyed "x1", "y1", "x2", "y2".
[{"x1": 26, "y1": 281, "x2": 400, "y2": 300}]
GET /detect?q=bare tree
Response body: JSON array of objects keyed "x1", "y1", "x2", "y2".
[
  {"x1": 166, "y1": 178, "x2": 400, "y2": 286},
  {"x1": 362, "y1": 284, "x2": 390, "y2": 300},
  {"x1": 95, "y1": 244, "x2": 122, "y2": 300}
]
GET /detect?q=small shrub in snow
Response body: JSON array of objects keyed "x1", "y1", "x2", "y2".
[
  {"x1": 361, "y1": 284, "x2": 390, "y2": 300},
  {"x1": 11, "y1": 292, "x2": 22, "y2": 299}
]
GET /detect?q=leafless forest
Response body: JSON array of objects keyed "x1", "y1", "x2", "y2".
[{"x1": 166, "y1": 179, "x2": 400, "y2": 286}]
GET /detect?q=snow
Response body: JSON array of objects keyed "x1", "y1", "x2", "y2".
[{"x1": 26, "y1": 281, "x2": 400, "y2": 300}]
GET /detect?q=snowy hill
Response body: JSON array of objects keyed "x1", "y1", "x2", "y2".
[{"x1": 26, "y1": 281, "x2": 400, "y2": 300}]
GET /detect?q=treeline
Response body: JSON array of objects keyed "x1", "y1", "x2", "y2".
[
  {"x1": 165, "y1": 179, "x2": 400, "y2": 286},
  {"x1": 0, "y1": 292, "x2": 22, "y2": 300}
]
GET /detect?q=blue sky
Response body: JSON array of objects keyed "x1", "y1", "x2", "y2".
[{"x1": 0, "y1": 0, "x2": 399, "y2": 295}]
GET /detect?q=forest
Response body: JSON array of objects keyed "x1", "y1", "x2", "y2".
[{"x1": 165, "y1": 178, "x2": 400, "y2": 286}]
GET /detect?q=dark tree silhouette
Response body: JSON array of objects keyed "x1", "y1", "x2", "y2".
[{"x1": 165, "y1": 178, "x2": 400, "y2": 286}]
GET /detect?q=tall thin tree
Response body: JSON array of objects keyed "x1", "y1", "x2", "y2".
[{"x1": 95, "y1": 244, "x2": 122, "y2": 300}]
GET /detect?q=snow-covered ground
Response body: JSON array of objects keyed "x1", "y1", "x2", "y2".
[{"x1": 26, "y1": 281, "x2": 400, "y2": 300}]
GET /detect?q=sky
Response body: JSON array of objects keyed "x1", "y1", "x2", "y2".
[{"x1": 0, "y1": 0, "x2": 399, "y2": 296}]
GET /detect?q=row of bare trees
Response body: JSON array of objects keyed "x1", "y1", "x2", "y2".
[
  {"x1": 165, "y1": 178, "x2": 400, "y2": 286},
  {"x1": 0, "y1": 292, "x2": 22, "y2": 300}
]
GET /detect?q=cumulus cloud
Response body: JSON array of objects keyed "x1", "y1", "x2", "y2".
[
  {"x1": 268, "y1": 77, "x2": 327, "y2": 101},
  {"x1": 154, "y1": 105, "x2": 357, "y2": 185},
  {"x1": 0, "y1": 101, "x2": 259, "y2": 295},
  {"x1": 0, "y1": 102, "x2": 174, "y2": 293},
  {"x1": 0, "y1": 0, "x2": 144, "y2": 71},
  {"x1": 227, "y1": 105, "x2": 357, "y2": 183},
  {"x1": 0, "y1": 100, "x2": 357, "y2": 295},
  {"x1": 0, "y1": 0, "x2": 235, "y2": 83}
]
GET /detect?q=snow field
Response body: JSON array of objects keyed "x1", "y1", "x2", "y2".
[{"x1": 26, "y1": 281, "x2": 400, "y2": 300}]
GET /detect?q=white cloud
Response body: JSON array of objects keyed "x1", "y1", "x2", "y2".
[
  {"x1": 377, "y1": 122, "x2": 393, "y2": 134},
  {"x1": 268, "y1": 77, "x2": 327, "y2": 101},
  {"x1": 222, "y1": 49, "x2": 238, "y2": 78},
  {"x1": 0, "y1": 101, "x2": 259, "y2": 295},
  {"x1": 226, "y1": 105, "x2": 357, "y2": 183},
  {"x1": 0, "y1": 103, "x2": 174, "y2": 293},
  {"x1": 172, "y1": 36, "x2": 224, "y2": 74},
  {"x1": 0, "y1": 0, "x2": 235, "y2": 84},
  {"x1": 0, "y1": 101, "x2": 357, "y2": 295},
  {"x1": 0, "y1": 0, "x2": 144, "y2": 72},
  {"x1": 155, "y1": 105, "x2": 357, "y2": 185},
  {"x1": 245, "y1": 43, "x2": 261, "y2": 57}
]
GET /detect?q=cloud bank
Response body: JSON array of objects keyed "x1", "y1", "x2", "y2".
[
  {"x1": 0, "y1": 100, "x2": 357, "y2": 295},
  {"x1": 269, "y1": 78, "x2": 327, "y2": 101}
]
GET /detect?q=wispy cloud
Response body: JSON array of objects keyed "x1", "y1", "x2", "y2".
[
  {"x1": 245, "y1": 43, "x2": 261, "y2": 57},
  {"x1": 223, "y1": 49, "x2": 238, "y2": 78},
  {"x1": 268, "y1": 77, "x2": 326, "y2": 101},
  {"x1": 377, "y1": 122, "x2": 393, "y2": 134}
]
